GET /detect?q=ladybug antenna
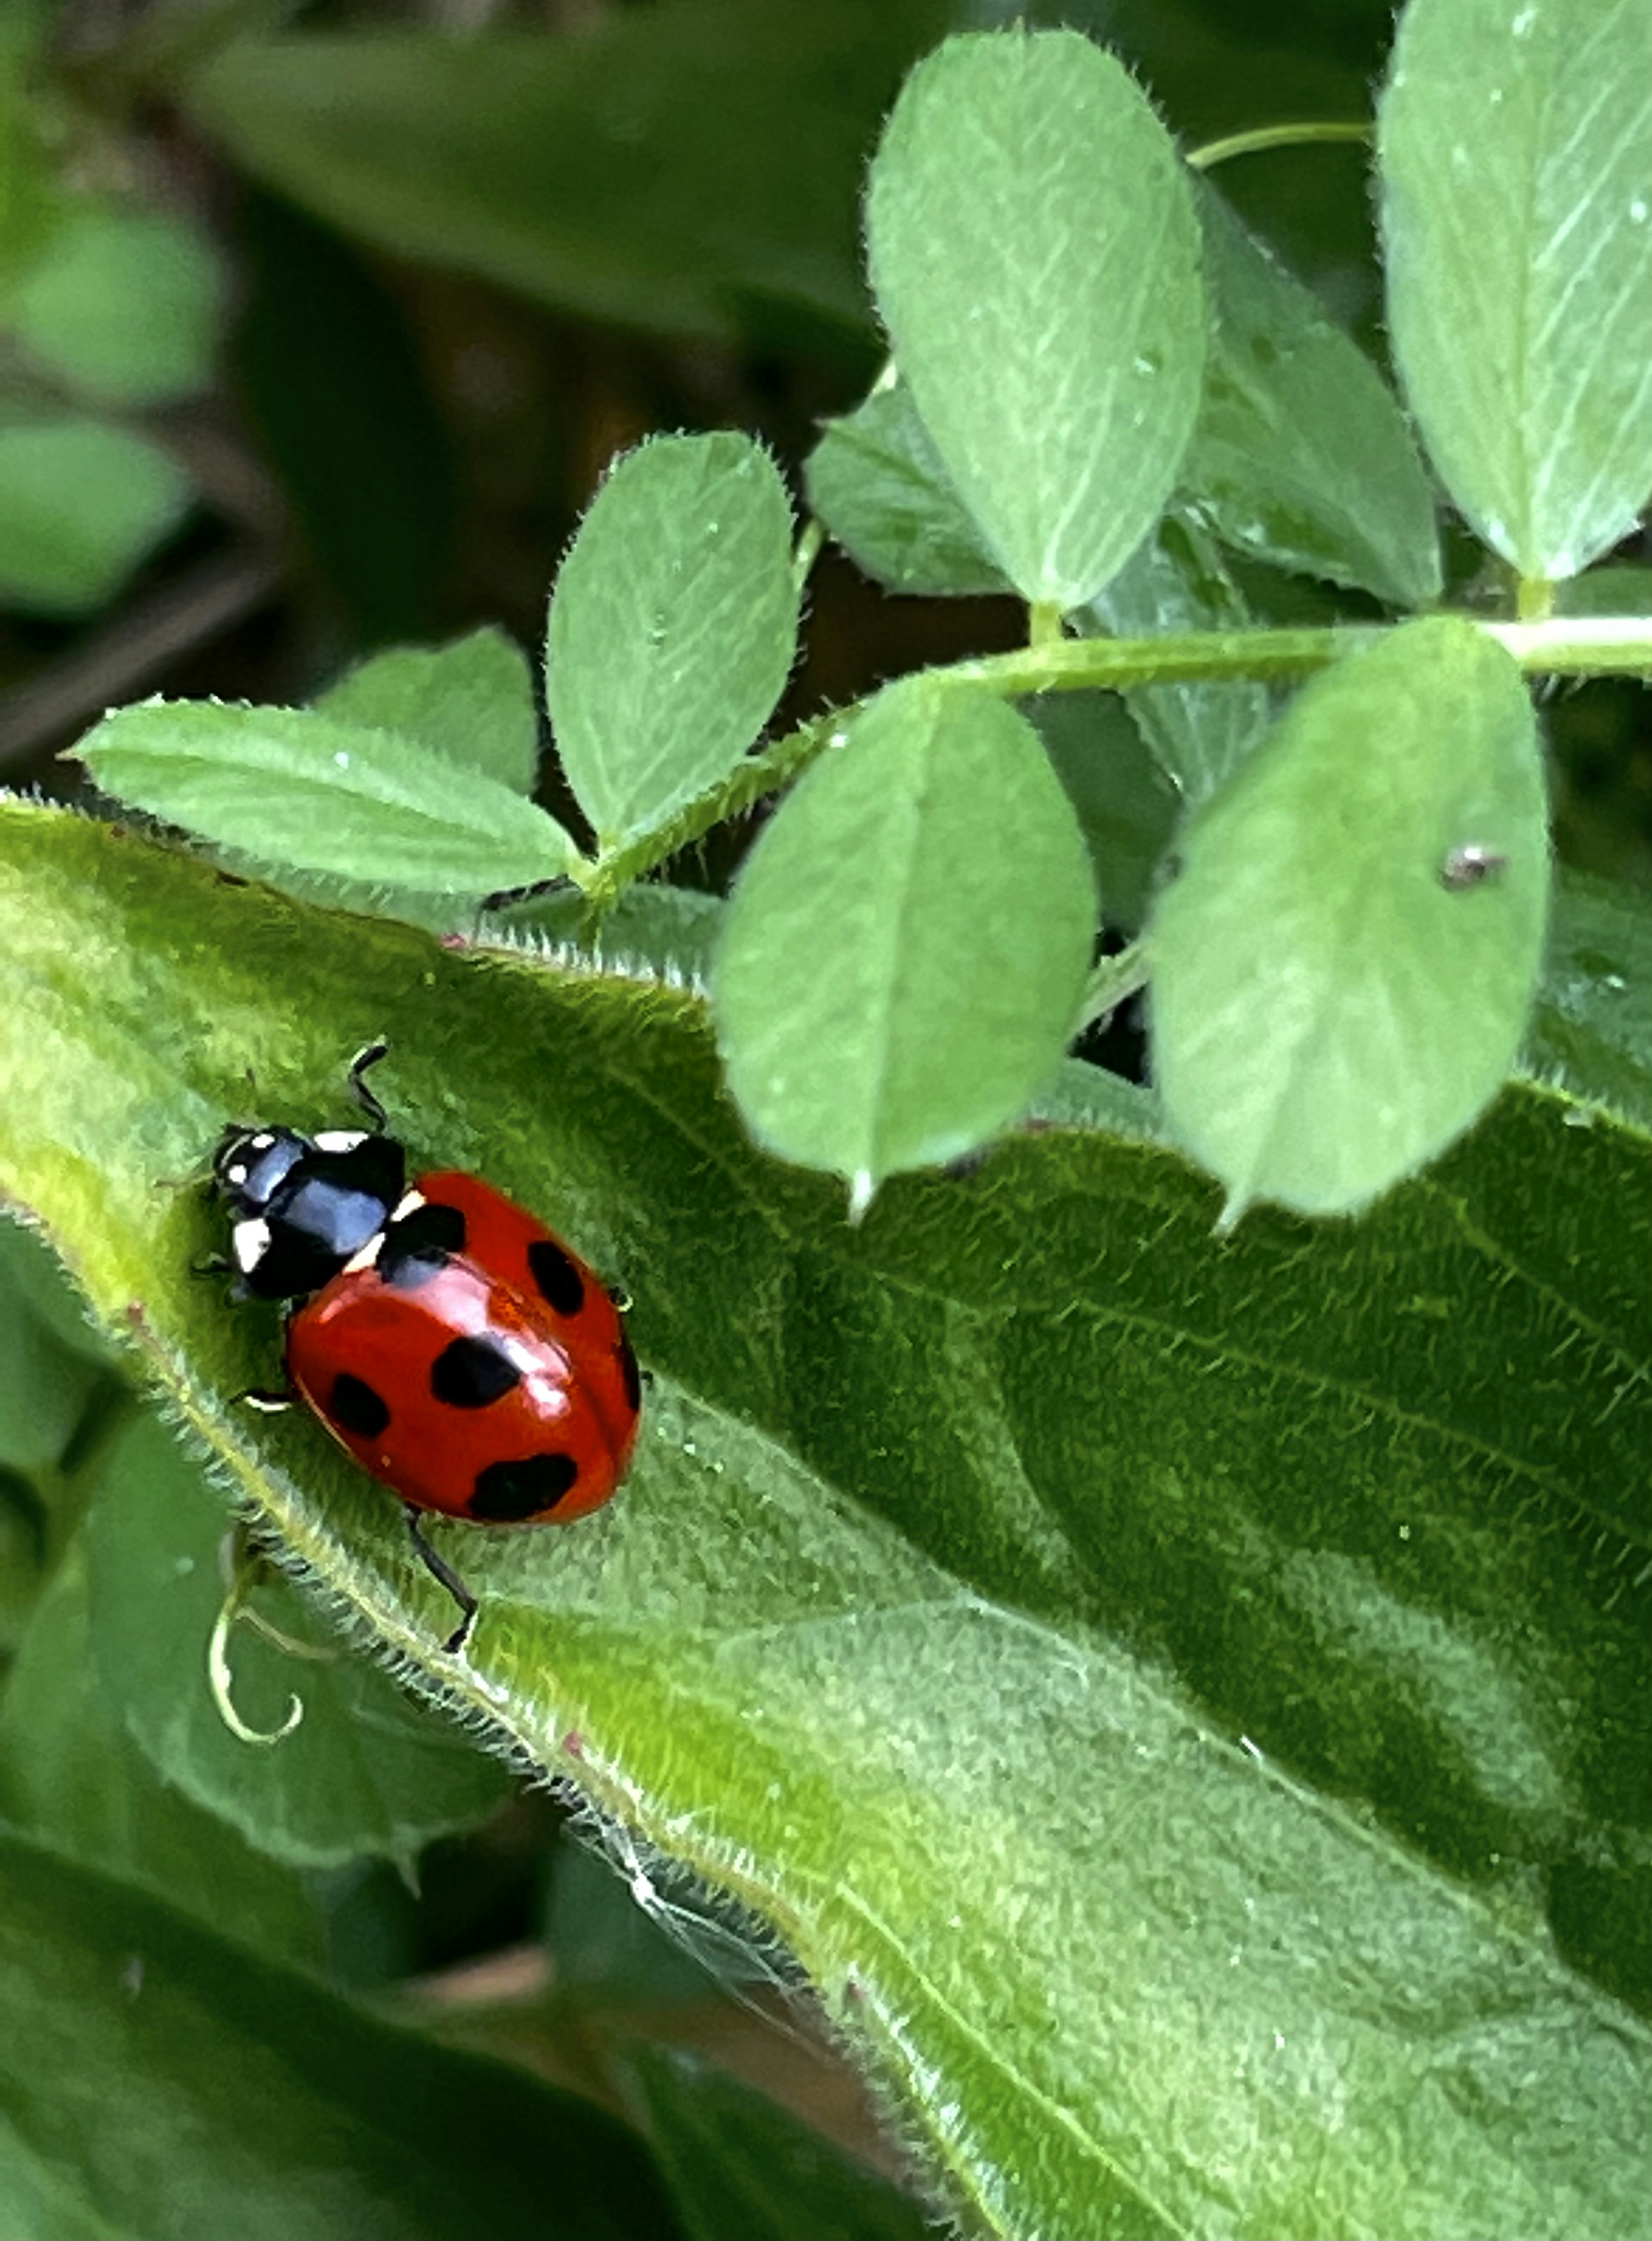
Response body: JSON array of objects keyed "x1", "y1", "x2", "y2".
[
  {"x1": 404, "y1": 1509, "x2": 478, "y2": 1654},
  {"x1": 346, "y1": 1038, "x2": 391, "y2": 1133}
]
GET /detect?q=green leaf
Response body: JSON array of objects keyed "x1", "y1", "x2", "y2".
[
  {"x1": 1186, "y1": 186, "x2": 1442, "y2": 608},
  {"x1": 803, "y1": 380, "x2": 1009, "y2": 598},
  {"x1": 1029, "y1": 694, "x2": 1180, "y2": 935},
  {"x1": 1, "y1": 200, "x2": 222, "y2": 407},
  {"x1": 712, "y1": 677, "x2": 1097, "y2": 1198},
  {"x1": 4, "y1": 803, "x2": 1652, "y2": 2238},
  {"x1": 0, "y1": 1552, "x2": 330, "y2": 1965},
  {"x1": 0, "y1": 418, "x2": 189, "y2": 616},
  {"x1": 1379, "y1": 0, "x2": 1652, "y2": 582},
  {"x1": 547, "y1": 434, "x2": 798, "y2": 850},
  {"x1": 1079, "y1": 505, "x2": 1273, "y2": 801},
  {"x1": 0, "y1": 1223, "x2": 105, "y2": 1472},
  {"x1": 1526, "y1": 866, "x2": 1652, "y2": 1131},
  {"x1": 0, "y1": 1826, "x2": 681, "y2": 2241},
  {"x1": 865, "y1": 29, "x2": 1204, "y2": 608},
  {"x1": 1150, "y1": 615, "x2": 1549, "y2": 1218},
  {"x1": 183, "y1": 5, "x2": 946, "y2": 346},
  {"x1": 622, "y1": 2049, "x2": 934, "y2": 2241},
  {"x1": 317, "y1": 627, "x2": 539, "y2": 795},
  {"x1": 83, "y1": 1410, "x2": 512, "y2": 1872},
  {"x1": 74, "y1": 698, "x2": 577, "y2": 895}
]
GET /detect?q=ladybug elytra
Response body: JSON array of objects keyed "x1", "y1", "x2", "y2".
[{"x1": 211, "y1": 1043, "x2": 640, "y2": 1650}]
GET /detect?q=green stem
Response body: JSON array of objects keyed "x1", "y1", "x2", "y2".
[
  {"x1": 575, "y1": 611, "x2": 1652, "y2": 905},
  {"x1": 792, "y1": 519, "x2": 826, "y2": 598},
  {"x1": 1029, "y1": 601, "x2": 1065, "y2": 649},
  {"x1": 1187, "y1": 121, "x2": 1372, "y2": 172}
]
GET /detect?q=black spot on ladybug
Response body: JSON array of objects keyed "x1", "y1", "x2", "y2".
[
  {"x1": 618, "y1": 1331, "x2": 642, "y2": 1414},
  {"x1": 469, "y1": 1452, "x2": 579, "y2": 1522},
  {"x1": 528, "y1": 1238, "x2": 585, "y2": 1318},
  {"x1": 330, "y1": 1372, "x2": 391, "y2": 1439},
  {"x1": 380, "y1": 1200, "x2": 467, "y2": 1287},
  {"x1": 430, "y1": 1333, "x2": 522, "y2": 1409}
]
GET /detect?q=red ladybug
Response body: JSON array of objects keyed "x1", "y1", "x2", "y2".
[{"x1": 211, "y1": 1043, "x2": 640, "y2": 1651}]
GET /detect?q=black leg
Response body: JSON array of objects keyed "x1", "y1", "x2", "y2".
[
  {"x1": 404, "y1": 1508, "x2": 478, "y2": 1654},
  {"x1": 347, "y1": 1039, "x2": 391, "y2": 1133}
]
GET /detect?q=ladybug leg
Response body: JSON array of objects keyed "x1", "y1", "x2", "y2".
[
  {"x1": 346, "y1": 1039, "x2": 391, "y2": 1133},
  {"x1": 404, "y1": 1508, "x2": 478, "y2": 1655},
  {"x1": 238, "y1": 1385, "x2": 296, "y2": 1411}
]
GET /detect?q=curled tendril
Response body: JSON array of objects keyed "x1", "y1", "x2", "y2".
[{"x1": 206, "y1": 1528, "x2": 336, "y2": 1747}]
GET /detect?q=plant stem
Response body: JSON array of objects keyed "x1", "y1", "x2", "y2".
[
  {"x1": 1187, "y1": 122, "x2": 1372, "y2": 171},
  {"x1": 576, "y1": 611, "x2": 1652, "y2": 903},
  {"x1": 1075, "y1": 943, "x2": 1150, "y2": 1037}
]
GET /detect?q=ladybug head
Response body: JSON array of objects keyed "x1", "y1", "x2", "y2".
[{"x1": 211, "y1": 1123, "x2": 407, "y2": 1303}]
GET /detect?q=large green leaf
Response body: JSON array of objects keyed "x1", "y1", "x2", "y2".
[
  {"x1": 0, "y1": 1827, "x2": 679, "y2": 2240},
  {"x1": 2, "y1": 801, "x2": 1650, "y2": 2238},
  {"x1": 865, "y1": 30, "x2": 1204, "y2": 608},
  {"x1": 182, "y1": 4, "x2": 946, "y2": 347},
  {"x1": 1379, "y1": 0, "x2": 1652, "y2": 583}
]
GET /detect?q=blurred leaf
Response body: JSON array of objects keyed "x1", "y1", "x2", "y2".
[
  {"x1": 185, "y1": 4, "x2": 948, "y2": 348},
  {"x1": 804, "y1": 380, "x2": 1009, "y2": 598},
  {"x1": 1028, "y1": 693, "x2": 1179, "y2": 932},
  {"x1": 74, "y1": 698, "x2": 577, "y2": 895},
  {"x1": 1526, "y1": 867, "x2": 1652, "y2": 1129},
  {"x1": 0, "y1": 1551, "x2": 329, "y2": 1964},
  {"x1": 712, "y1": 677, "x2": 1096, "y2": 1198},
  {"x1": 234, "y1": 188, "x2": 456, "y2": 642},
  {"x1": 0, "y1": 1826, "x2": 682, "y2": 2241},
  {"x1": 317, "y1": 628, "x2": 539, "y2": 796},
  {"x1": 623, "y1": 2048, "x2": 934, "y2": 2241},
  {"x1": 866, "y1": 30, "x2": 1204, "y2": 607},
  {"x1": 0, "y1": 1224, "x2": 106, "y2": 1471},
  {"x1": 548, "y1": 435, "x2": 798, "y2": 849},
  {"x1": 1079, "y1": 506, "x2": 1273, "y2": 800},
  {"x1": 3, "y1": 803, "x2": 1652, "y2": 2236},
  {"x1": 1187, "y1": 185, "x2": 1441, "y2": 607},
  {"x1": 1555, "y1": 567, "x2": 1652, "y2": 620},
  {"x1": 0, "y1": 418, "x2": 189, "y2": 615},
  {"x1": 82, "y1": 1410, "x2": 513, "y2": 1873},
  {"x1": 1379, "y1": 0, "x2": 1652, "y2": 581},
  {"x1": 1, "y1": 200, "x2": 222, "y2": 407},
  {"x1": 1150, "y1": 616, "x2": 1549, "y2": 1217}
]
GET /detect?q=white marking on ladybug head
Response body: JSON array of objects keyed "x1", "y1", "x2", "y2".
[
  {"x1": 391, "y1": 1189, "x2": 427, "y2": 1221},
  {"x1": 343, "y1": 1233, "x2": 385, "y2": 1276},
  {"x1": 222, "y1": 1161, "x2": 249, "y2": 1188},
  {"x1": 313, "y1": 1129, "x2": 369, "y2": 1153},
  {"x1": 232, "y1": 1217, "x2": 271, "y2": 1273}
]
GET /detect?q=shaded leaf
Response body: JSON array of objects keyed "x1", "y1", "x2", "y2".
[
  {"x1": 317, "y1": 627, "x2": 539, "y2": 796},
  {"x1": 1186, "y1": 185, "x2": 1441, "y2": 607},
  {"x1": 803, "y1": 380, "x2": 1009, "y2": 598},
  {"x1": 0, "y1": 1826, "x2": 681, "y2": 2241},
  {"x1": 1, "y1": 199, "x2": 222, "y2": 407},
  {"x1": 184, "y1": 6, "x2": 947, "y2": 347},
  {"x1": 0, "y1": 418, "x2": 189, "y2": 615}
]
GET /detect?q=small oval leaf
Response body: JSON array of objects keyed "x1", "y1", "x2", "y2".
[
  {"x1": 713, "y1": 676, "x2": 1097, "y2": 1198},
  {"x1": 547, "y1": 432, "x2": 799, "y2": 850},
  {"x1": 1379, "y1": 0, "x2": 1652, "y2": 581},
  {"x1": 1150, "y1": 616, "x2": 1549, "y2": 1218},
  {"x1": 866, "y1": 30, "x2": 1204, "y2": 608}
]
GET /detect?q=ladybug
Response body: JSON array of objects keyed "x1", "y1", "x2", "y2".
[{"x1": 210, "y1": 1041, "x2": 641, "y2": 1651}]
